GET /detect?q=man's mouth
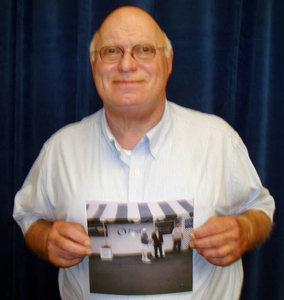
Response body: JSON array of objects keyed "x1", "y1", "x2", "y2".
[{"x1": 113, "y1": 80, "x2": 144, "y2": 84}]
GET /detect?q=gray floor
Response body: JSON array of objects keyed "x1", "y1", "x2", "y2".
[{"x1": 89, "y1": 250, "x2": 192, "y2": 296}]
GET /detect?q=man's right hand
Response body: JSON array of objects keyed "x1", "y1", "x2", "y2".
[{"x1": 25, "y1": 219, "x2": 92, "y2": 268}]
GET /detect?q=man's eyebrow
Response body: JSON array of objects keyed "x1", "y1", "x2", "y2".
[{"x1": 100, "y1": 41, "x2": 156, "y2": 48}]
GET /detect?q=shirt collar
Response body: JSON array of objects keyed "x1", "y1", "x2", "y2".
[
  {"x1": 103, "y1": 114, "x2": 122, "y2": 153},
  {"x1": 101, "y1": 100, "x2": 172, "y2": 159},
  {"x1": 145, "y1": 100, "x2": 172, "y2": 158}
]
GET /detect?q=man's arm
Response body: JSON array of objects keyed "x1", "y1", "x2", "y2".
[
  {"x1": 189, "y1": 209, "x2": 273, "y2": 267},
  {"x1": 25, "y1": 219, "x2": 92, "y2": 268}
]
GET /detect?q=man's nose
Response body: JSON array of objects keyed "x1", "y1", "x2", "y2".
[{"x1": 118, "y1": 51, "x2": 138, "y2": 72}]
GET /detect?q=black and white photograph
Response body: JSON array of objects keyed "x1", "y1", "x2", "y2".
[{"x1": 87, "y1": 200, "x2": 194, "y2": 295}]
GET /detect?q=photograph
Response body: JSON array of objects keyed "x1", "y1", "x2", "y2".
[{"x1": 87, "y1": 199, "x2": 194, "y2": 295}]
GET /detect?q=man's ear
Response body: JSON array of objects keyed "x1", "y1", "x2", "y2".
[
  {"x1": 90, "y1": 52, "x2": 95, "y2": 65},
  {"x1": 167, "y1": 50, "x2": 174, "y2": 76}
]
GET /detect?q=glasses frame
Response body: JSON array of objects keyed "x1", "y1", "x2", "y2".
[{"x1": 93, "y1": 44, "x2": 168, "y2": 64}]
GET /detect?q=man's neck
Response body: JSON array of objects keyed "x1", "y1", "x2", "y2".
[{"x1": 105, "y1": 100, "x2": 166, "y2": 150}]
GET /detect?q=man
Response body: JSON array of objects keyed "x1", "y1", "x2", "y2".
[
  {"x1": 172, "y1": 222, "x2": 183, "y2": 253},
  {"x1": 141, "y1": 228, "x2": 152, "y2": 263},
  {"x1": 13, "y1": 6, "x2": 275, "y2": 300},
  {"x1": 152, "y1": 226, "x2": 164, "y2": 259}
]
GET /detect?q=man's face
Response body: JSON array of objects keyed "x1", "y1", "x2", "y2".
[{"x1": 90, "y1": 8, "x2": 173, "y2": 118}]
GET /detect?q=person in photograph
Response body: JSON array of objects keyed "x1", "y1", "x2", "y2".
[
  {"x1": 141, "y1": 228, "x2": 151, "y2": 263},
  {"x1": 13, "y1": 5, "x2": 275, "y2": 300},
  {"x1": 152, "y1": 226, "x2": 164, "y2": 259},
  {"x1": 172, "y1": 222, "x2": 184, "y2": 253}
]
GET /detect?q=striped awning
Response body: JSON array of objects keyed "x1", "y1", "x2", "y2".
[{"x1": 86, "y1": 199, "x2": 193, "y2": 223}]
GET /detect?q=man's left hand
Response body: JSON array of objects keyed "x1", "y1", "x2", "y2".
[
  {"x1": 189, "y1": 216, "x2": 248, "y2": 267},
  {"x1": 189, "y1": 210, "x2": 272, "y2": 267}
]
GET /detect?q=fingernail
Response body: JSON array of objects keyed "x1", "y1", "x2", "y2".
[
  {"x1": 189, "y1": 241, "x2": 194, "y2": 248},
  {"x1": 189, "y1": 231, "x2": 195, "y2": 239},
  {"x1": 84, "y1": 240, "x2": 91, "y2": 247}
]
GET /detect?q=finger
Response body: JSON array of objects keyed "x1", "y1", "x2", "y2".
[
  {"x1": 53, "y1": 220, "x2": 92, "y2": 247},
  {"x1": 48, "y1": 222, "x2": 92, "y2": 257},
  {"x1": 47, "y1": 235, "x2": 92, "y2": 268},
  {"x1": 190, "y1": 226, "x2": 241, "y2": 249},
  {"x1": 49, "y1": 247, "x2": 86, "y2": 268},
  {"x1": 54, "y1": 235, "x2": 92, "y2": 257},
  {"x1": 196, "y1": 242, "x2": 238, "y2": 259},
  {"x1": 205, "y1": 252, "x2": 241, "y2": 267},
  {"x1": 190, "y1": 216, "x2": 239, "y2": 240},
  {"x1": 57, "y1": 257, "x2": 84, "y2": 268}
]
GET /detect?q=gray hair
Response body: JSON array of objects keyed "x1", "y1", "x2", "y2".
[{"x1": 89, "y1": 31, "x2": 173, "y2": 61}]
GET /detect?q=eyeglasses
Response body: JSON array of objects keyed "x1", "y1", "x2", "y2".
[{"x1": 93, "y1": 44, "x2": 167, "y2": 64}]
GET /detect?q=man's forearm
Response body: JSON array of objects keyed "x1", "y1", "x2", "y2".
[
  {"x1": 25, "y1": 219, "x2": 52, "y2": 261},
  {"x1": 237, "y1": 210, "x2": 273, "y2": 253}
]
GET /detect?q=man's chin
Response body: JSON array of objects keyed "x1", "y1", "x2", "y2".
[{"x1": 110, "y1": 95, "x2": 145, "y2": 108}]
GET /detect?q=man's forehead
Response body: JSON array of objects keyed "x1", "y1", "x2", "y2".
[
  {"x1": 97, "y1": 8, "x2": 162, "y2": 45},
  {"x1": 98, "y1": 24, "x2": 160, "y2": 44},
  {"x1": 101, "y1": 25, "x2": 144, "y2": 39},
  {"x1": 98, "y1": 26, "x2": 159, "y2": 45}
]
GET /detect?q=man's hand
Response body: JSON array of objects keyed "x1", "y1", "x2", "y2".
[
  {"x1": 25, "y1": 219, "x2": 92, "y2": 268},
  {"x1": 189, "y1": 216, "x2": 246, "y2": 266},
  {"x1": 189, "y1": 210, "x2": 272, "y2": 267},
  {"x1": 46, "y1": 220, "x2": 92, "y2": 268}
]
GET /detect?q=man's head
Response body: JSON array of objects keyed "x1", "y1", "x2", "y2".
[
  {"x1": 89, "y1": 6, "x2": 173, "y2": 120},
  {"x1": 176, "y1": 223, "x2": 180, "y2": 228}
]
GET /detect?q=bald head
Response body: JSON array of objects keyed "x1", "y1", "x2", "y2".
[{"x1": 90, "y1": 6, "x2": 172, "y2": 58}]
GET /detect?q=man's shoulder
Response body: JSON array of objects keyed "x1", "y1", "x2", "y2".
[
  {"x1": 168, "y1": 101, "x2": 236, "y2": 137},
  {"x1": 45, "y1": 109, "x2": 103, "y2": 146},
  {"x1": 54, "y1": 109, "x2": 102, "y2": 136}
]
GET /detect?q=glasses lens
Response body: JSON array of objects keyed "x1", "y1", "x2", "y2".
[
  {"x1": 100, "y1": 46, "x2": 122, "y2": 63},
  {"x1": 133, "y1": 44, "x2": 155, "y2": 61}
]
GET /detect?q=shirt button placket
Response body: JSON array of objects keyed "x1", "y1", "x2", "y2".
[{"x1": 128, "y1": 148, "x2": 145, "y2": 201}]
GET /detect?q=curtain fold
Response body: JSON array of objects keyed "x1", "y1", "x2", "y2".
[{"x1": 1, "y1": 1, "x2": 283, "y2": 299}]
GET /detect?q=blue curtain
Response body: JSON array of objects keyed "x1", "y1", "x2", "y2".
[{"x1": 1, "y1": 0, "x2": 283, "y2": 299}]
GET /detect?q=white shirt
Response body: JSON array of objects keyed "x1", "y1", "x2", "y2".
[
  {"x1": 172, "y1": 227, "x2": 183, "y2": 239},
  {"x1": 13, "y1": 101, "x2": 275, "y2": 300}
]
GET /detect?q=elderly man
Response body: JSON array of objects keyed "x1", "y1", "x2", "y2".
[
  {"x1": 172, "y1": 222, "x2": 183, "y2": 253},
  {"x1": 13, "y1": 6, "x2": 274, "y2": 300}
]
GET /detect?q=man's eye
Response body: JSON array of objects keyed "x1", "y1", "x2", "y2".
[
  {"x1": 139, "y1": 46, "x2": 152, "y2": 53},
  {"x1": 134, "y1": 45, "x2": 154, "y2": 54},
  {"x1": 141, "y1": 46, "x2": 151, "y2": 52},
  {"x1": 104, "y1": 47, "x2": 120, "y2": 55}
]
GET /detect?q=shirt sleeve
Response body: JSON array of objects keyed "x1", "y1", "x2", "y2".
[
  {"x1": 231, "y1": 134, "x2": 275, "y2": 221},
  {"x1": 13, "y1": 144, "x2": 54, "y2": 235}
]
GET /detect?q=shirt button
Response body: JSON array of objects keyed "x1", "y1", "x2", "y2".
[
  {"x1": 134, "y1": 168, "x2": 140, "y2": 176},
  {"x1": 152, "y1": 148, "x2": 157, "y2": 155}
]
